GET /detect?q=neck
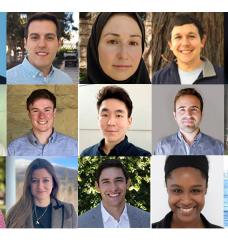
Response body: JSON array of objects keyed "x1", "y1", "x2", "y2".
[
  {"x1": 34, "y1": 198, "x2": 51, "y2": 207},
  {"x1": 102, "y1": 201, "x2": 125, "y2": 221},
  {"x1": 178, "y1": 58, "x2": 203, "y2": 72},
  {"x1": 180, "y1": 128, "x2": 200, "y2": 145},
  {"x1": 102, "y1": 137, "x2": 125, "y2": 154},
  {"x1": 171, "y1": 214, "x2": 204, "y2": 228},
  {"x1": 32, "y1": 128, "x2": 53, "y2": 144}
]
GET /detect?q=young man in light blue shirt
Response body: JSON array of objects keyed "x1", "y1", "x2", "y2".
[
  {"x1": 7, "y1": 13, "x2": 73, "y2": 84},
  {"x1": 8, "y1": 89, "x2": 77, "y2": 156}
]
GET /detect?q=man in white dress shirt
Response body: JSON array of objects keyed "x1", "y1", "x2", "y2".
[{"x1": 78, "y1": 159, "x2": 150, "y2": 228}]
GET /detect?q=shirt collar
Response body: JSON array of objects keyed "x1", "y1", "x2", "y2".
[
  {"x1": 201, "y1": 56, "x2": 216, "y2": 78},
  {"x1": 177, "y1": 130, "x2": 202, "y2": 143},
  {"x1": 101, "y1": 201, "x2": 128, "y2": 224},
  {"x1": 22, "y1": 57, "x2": 54, "y2": 78},
  {"x1": 98, "y1": 136, "x2": 129, "y2": 155},
  {"x1": 28, "y1": 129, "x2": 57, "y2": 145}
]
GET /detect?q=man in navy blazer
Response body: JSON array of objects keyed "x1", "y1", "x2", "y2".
[{"x1": 78, "y1": 159, "x2": 150, "y2": 228}]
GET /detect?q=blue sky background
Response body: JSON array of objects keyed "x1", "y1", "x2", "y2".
[{"x1": 0, "y1": 12, "x2": 6, "y2": 77}]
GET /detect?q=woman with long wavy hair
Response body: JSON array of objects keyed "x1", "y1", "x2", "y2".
[{"x1": 6, "y1": 158, "x2": 77, "y2": 228}]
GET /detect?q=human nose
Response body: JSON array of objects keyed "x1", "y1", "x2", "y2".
[
  {"x1": 117, "y1": 43, "x2": 129, "y2": 59},
  {"x1": 181, "y1": 192, "x2": 193, "y2": 205},
  {"x1": 107, "y1": 115, "x2": 116, "y2": 125},
  {"x1": 37, "y1": 37, "x2": 47, "y2": 48},
  {"x1": 181, "y1": 36, "x2": 190, "y2": 46},
  {"x1": 38, "y1": 111, "x2": 46, "y2": 118},
  {"x1": 110, "y1": 182, "x2": 118, "y2": 192}
]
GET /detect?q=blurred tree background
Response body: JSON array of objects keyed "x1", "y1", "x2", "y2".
[
  {"x1": 152, "y1": 13, "x2": 224, "y2": 75},
  {"x1": 78, "y1": 156, "x2": 150, "y2": 216},
  {"x1": 7, "y1": 12, "x2": 76, "y2": 69},
  {"x1": 0, "y1": 157, "x2": 5, "y2": 214}
]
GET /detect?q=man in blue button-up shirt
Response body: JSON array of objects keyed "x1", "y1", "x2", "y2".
[
  {"x1": 7, "y1": 13, "x2": 73, "y2": 84},
  {"x1": 154, "y1": 88, "x2": 224, "y2": 155},
  {"x1": 8, "y1": 89, "x2": 77, "y2": 156}
]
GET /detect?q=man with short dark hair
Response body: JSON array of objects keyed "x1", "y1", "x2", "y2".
[
  {"x1": 78, "y1": 159, "x2": 150, "y2": 228},
  {"x1": 154, "y1": 88, "x2": 223, "y2": 155},
  {"x1": 152, "y1": 13, "x2": 224, "y2": 84},
  {"x1": 7, "y1": 13, "x2": 73, "y2": 84},
  {"x1": 80, "y1": 86, "x2": 151, "y2": 156},
  {"x1": 8, "y1": 89, "x2": 77, "y2": 156}
]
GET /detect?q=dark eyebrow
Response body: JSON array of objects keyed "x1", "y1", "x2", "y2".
[
  {"x1": 103, "y1": 32, "x2": 141, "y2": 38},
  {"x1": 170, "y1": 184, "x2": 203, "y2": 188},
  {"x1": 29, "y1": 33, "x2": 57, "y2": 37}
]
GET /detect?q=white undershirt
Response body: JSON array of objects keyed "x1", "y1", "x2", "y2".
[
  {"x1": 178, "y1": 64, "x2": 203, "y2": 84},
  {"x1": 101, "y1": 202, "x2": 130, "y2": 228}
]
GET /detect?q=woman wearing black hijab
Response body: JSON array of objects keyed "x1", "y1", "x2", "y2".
[{"x1": 83, "y1": 12, "x2": 151, "y2": 84}]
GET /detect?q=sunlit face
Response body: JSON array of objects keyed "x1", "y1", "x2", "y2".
[
  {"x1": 98, "y1": 98, "x2": 132, "y2": 146},
  {"x1": 24, "y1": 20, "x2": 61, "y2": 76},
  {"x1": 31, "y1": 168, "x2": 53, "y2": 203},
  {"x1": 168, "y1": 24, "x2": 206, "y2": 70},
  {"x1": 166, "y1": 167, "x2": 207, "y2": 227},
  {"x1": 96, "y1": 167, "x2": 130, "y2": 210},
  {"x1": 98, "y1": 14, "x2": 142, "y2": 81},
  {"x1": 28, "y1": 98, "x2": 56, "y2": 134},
  {"x1": 173, "y1": 95, "x2": 202, "y2": 134}
]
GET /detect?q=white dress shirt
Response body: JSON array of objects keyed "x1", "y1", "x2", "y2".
[{"x1": 101, "y1": 202, "x2": 130, "y2": 228}]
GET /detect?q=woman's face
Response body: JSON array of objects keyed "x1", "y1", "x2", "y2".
[
  {"x1": 166, "y1": 167, "x2": 207, "y2": 227},
  {"x1": 98, "y1": 14, "x2": 142, "y2": 81},
  {"x1": 31, "y1": 168, "x2": 53, "y2": 204}
]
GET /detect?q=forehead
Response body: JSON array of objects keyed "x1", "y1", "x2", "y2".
[
  {"x1": 99, "y1": 167, "x2": 125, "y2": 180},
  {"x1": 32, "y1": 168, "x2": 52, "y2": 178},
  {"x1": 99, "y1": 98, "x2": 128, "y2": 112},
  {"x1": 101, "y1": 14, "x2": 141, "y2": 37},
  {"x1": 167, "y1": 167, "x2": 206, "y2": 185},
  {"x1": 171, "y1": 23, "x2": 200, "y2": 36},
  {"x1": 175, "y1": 95, "x2": 201, "y2": 107},
  {"x1": 29, "y1": 98, "x2": 54, "y2": 108},
  {"x1": 28, "y1": 20, "x2": 57, "y2": 34}
]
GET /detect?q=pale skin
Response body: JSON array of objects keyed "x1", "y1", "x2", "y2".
[
  {"x1": 95, "y1": 167, "x2": 130, "y2": 220},
  {"x1": 98, "y1": 98, "x2": 132, "y2": 154},
  {"x1": 28, "y1": 98, "x2": 56, "y2": 144},
  {"x1": 24, "y1": 20, "x2": 61, "y2": 77},
  {"x1": 168, "y1": 24, "x2": 206, "y2": 72},
  {"x1": 173, "y1": 95, "x2": 202, "y2": 145}
]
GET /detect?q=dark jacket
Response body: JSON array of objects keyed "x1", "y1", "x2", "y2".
[
  {"x1": 152, "y1": 57, "x2": 224, "y2": 84},
  {"x1": 152, "y1": 211, "x2": 223, "y2": 228},
  {"x1": 80, "y1": 136, "x2": 151, "y2": 157},
  {"x1": 0, "y1": 75, "x2": 6, "y2": 84}
]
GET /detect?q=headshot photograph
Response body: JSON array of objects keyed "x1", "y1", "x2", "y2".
[
  {"x1": 78, "y1": 156, "x2": 150, "y2": 228},
  {"x1": 0, "y1": 12, "x2": 6, "y2": 84},
  {"x1": 152, "y1": 85, "x2": 224, "y2": 155},
  {"x1": 7, "y1": 12, "x2": 79, "y2": 84},
  {"x1": 79, "y1": 12, "x2": 152, "y2": 84},
  {"x1": 7, "y1": 85, "x2": 78, "y2": 156},
  {"x1": 151, "y1": 155, "x2": 224, "y2": 228},
  {"x1": 0, "y1": 157, "x2": 6, "y2": 228},
  {"x1": 151, "y1": 13, "x2": 224, "y2": 84},
  {"x1": 5, "y1": 156, "x2": 77, "y2": 228},
  {"x1": 79, "y1": 84, "x2": 152, "y2": 156},
  {"x1": 0, "y1": 86, "x2": 6, "y2": 156}
]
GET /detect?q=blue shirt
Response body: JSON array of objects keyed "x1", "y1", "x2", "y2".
[
  {"x1": 8, "y1": 130, "x2": 78, "y2": 156},
  {"x1": 154, "y1": 131, "x2": 224, "y2": 155},
  {"x1": 81, "y1": 136, "x2": 151, "y2": 157},
  {"x1": 7, "y1": 58, "x2": 73, "y2": 84}
]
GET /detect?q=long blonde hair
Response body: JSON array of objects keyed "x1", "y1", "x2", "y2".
[{"x1": 6, "y1": 159, "x2": 59, "y2": 228}]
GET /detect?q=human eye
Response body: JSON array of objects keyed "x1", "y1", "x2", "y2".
[
  {"x1": 172, "y1": 188, "x2": 182, "y2": 194},
  {"x1": 129, "y1": 40, "x2": 139, "y2": 46},
  {"x1": 43, "y1": 178, "x2": 50, "y2": 183},
  {"x1": 46, "y1": 34, "x2": 56, "y2": 41},
  {"x1": 107, "y1": 39, "x2": 119, "y2": 45},
  {"x1": 30, "y1": 34, "x2": 39, "y2": 40},
  {"x1": 31, "y1": 179, "x2": 38, "y2": 184},
  {"x1": 191, "y1": 188, "x2": 202, "y2": 194},
  {"x1": 174, "y1": 35, "x2": 181, "y2": 40}
]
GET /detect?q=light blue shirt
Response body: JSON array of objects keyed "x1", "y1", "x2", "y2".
[
  {"x1": 154, "y1": 131, "x2": 224, "y2": 155},
  {"x1": 7, "y1": 58, "x2": 73, "y2": 84},
  {"x1": 8, "y1": 129, "x2": 78, "y2": 156}
]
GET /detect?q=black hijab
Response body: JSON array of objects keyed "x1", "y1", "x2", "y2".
[{"x1": 84, "y1": 12, "x2": 151, "y2": 84}]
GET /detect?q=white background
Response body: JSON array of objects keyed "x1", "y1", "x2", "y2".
[{"x1": 1, "y1": 0, "x2": 228, "y2": 239}]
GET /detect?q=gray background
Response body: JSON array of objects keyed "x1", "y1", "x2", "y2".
[{"x1": 152, "y1": 85, "x2": 224, "y2": 152}]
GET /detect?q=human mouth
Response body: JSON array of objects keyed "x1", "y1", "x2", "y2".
[
  {"x1": 112, "y1": 64, "x2": 132, "y2": 69},
  {"x1": 179, "y1": 50, "x2": 193, "y2": 54},
  {"x1": 37, "y1": 120, "x2": 48, "y2": 125},
  {"x1": 178, "y1": 207, "x2": 196, "y2": 216},
  {"x1": 107, "y1": 193, "x2": 120, "y2": 198},
  {"x1": 36, "y1": 51, "x2": 49, "y2": 56}
]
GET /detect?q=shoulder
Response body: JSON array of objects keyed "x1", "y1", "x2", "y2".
[
  {"x1": 8, "y1": 135, "x2": 28, "y2": 146},
  {"x1": 78, "y1": 205, "x2": 101, "y2": 228},
  {"x1": 152, "y1": 212, "x2": 172, "y2": 228},
  {"x1": 52, "y1": 67, "x2": 73, "y2": 83},
  {"x1": 0, "y1": 75, "x2": 6, "y2": 84},
  {"x1": 154, "y1": 133, "x2": 178, "y2": 155},
  {"x1": 152, "y1": 62, "x2": 177, "y2": 84},
  {"x1": 54, "y1": 132, "x2": 77, "y2": 144},
  {"x1": 126, "y1": 142, "x2": 151, "y2": 156},
  {"x1": 80, "y1": 143, "x2": 99, "y2": 156},
  {"x1": 201, "y1": 132, "x2": 223, "y2": 145},
  {"x1": 127, "y1": 204, "x2": 150, "y2": 217}
]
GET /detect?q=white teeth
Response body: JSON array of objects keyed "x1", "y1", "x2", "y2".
[
  {"x1": 37, "y1": 52, "x2": 48, "y2": 56},
  {"x1": 180, "y1": 208, "x2": 193, "y2": 213},
  {"x1": 108, "y1": 193, "x2": 119, "y2": 197},
  {"x1": 38, "y1": 121, "x2": 47, "y2": 125},
  {"x1": 180, "y1": 50, "x2": 192, "y2": 54}
]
